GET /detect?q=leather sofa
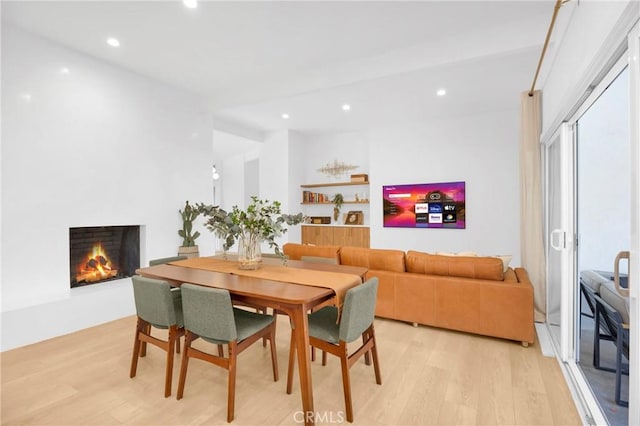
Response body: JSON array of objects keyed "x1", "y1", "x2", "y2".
[{"x1": 284, "y1": 243, "x2": 535, "y2": 345}]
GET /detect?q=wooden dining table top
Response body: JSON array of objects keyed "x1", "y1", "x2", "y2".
[{"x1": 135, "y1": 256, "x2": 368, "y2": 305}]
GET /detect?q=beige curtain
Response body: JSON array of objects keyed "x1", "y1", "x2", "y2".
[{"x1": 520, "y1": 90, "x2": 546, "y2": 322}]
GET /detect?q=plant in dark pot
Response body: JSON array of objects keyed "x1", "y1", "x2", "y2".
[
  {"x1": 331, "y1": 193, "x2": 344, "y2": 222},
  {"x1": 178, "y1": 200, "x2": 200, "y2": 258}
]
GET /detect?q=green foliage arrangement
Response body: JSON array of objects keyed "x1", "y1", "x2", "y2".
[
  {"x1": 331, "y1": 193, "x2": 344, "y2": 221},
  {"x1": 178, "y1": 201, "x2": 201, "y2": 247},
  {"x1": 196, "y1": 196, "x2": 305, "y2": 258}
]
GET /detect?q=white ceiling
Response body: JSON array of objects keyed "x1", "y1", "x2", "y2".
[{"x1": 2, "y1": 0, "x2": 556, "y2": 137}]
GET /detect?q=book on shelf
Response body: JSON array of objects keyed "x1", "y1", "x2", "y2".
[{"x1": 302, "y1": 191, "x2": 329, "y2": 203}]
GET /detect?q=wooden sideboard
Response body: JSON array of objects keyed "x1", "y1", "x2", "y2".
[{"x1": 301, "y1": 225, "x2": 370, "y2": 248}]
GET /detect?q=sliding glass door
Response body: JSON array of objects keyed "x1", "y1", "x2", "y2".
[{"x1": 543, "y1": 23, "x2": 639, "y2": 425}]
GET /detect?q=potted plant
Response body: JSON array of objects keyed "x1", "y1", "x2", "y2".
[
  {"x1": 178, "y1": 200, "x2": 200, "y2": 258},
  {"x1": 196, "y1": 196, "x2": 305, "y2": 269},
  {"x1": 331, "y1": 193, "x2": 344, "y2": 222}
]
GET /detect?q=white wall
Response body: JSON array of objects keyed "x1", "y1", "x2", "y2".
[
  {"x1": 541, "y1": 0, "x2": 634, "y2": 137},
  {"x1": 1, "y1": 25, "x2": 214, "y2": 350},
  {"x1": 368, "y1": 110, "x2": 521, "y2": 263},
  {"x1": 298, "y1": 131, "x2": 370, "y2": 225}
]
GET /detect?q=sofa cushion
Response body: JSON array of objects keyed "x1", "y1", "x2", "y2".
[
  {"x1": 405, "y1": 250, "x2": 504, "y2": 281},
  {"x1": 340, "y1": 246, "x2": 406, "y2": 272},
  {"x1": 580, "y1": 270, "x2": 609, "y2": 294},
  {"x1": 600, "y1": 280, "x2": 630, "y2": 324},
  {"x1": 282, "y1": 243, "x2": 341, "y2": 262}
]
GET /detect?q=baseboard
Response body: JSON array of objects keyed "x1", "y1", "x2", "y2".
[{"x1": 535, "y1": 322, "x2": 555, "y2": 357}]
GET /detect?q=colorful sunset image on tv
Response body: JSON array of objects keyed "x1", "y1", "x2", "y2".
[{"x1": 383, "y1": 181, "x2": 465, "y2": 229}]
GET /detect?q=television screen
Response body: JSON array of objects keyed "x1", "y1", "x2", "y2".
[{"x1": 383, "y1": 181, "x2": 465, "y2": 229}]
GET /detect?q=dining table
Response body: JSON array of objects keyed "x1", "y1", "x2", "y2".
[{"x1": 136, "y1": 255, "x2": 367, "y2": 425}]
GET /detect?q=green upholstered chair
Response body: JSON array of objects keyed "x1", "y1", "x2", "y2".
[
  {"x1": 176, "y1": 284, "x2": 279, "y2": 422},
  {"x1": 130, "y1": 275, "x2": 185, "y2": 398},
  {"x1": 286, "y1": 277, "x2": 382, "y2": 423},
  {"x1": 148, "y1": 255, "x2": 187, "y2": 266},
  {"x1": 300, "y1": 255, "x2": 338, "y2": 264}
]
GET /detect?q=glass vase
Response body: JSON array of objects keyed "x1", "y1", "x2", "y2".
[{"x1": 237, "y1": 231, "x2": 262, "y2": 270}]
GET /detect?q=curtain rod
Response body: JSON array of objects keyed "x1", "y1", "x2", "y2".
[{"x1": 528, "y1": 0, "x2": 567, "y2": 96}]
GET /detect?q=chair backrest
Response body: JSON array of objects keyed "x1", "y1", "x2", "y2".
[
  {"x1": 132, "y1": 275, "x2": 179, "y2": 327},
  {"x1": 180, "y1": 283, "x2": 237, "y2": 342},
  {"x1": 149, "y1": 255, "x2": 187, "y2": 266},
  {"x1": 301, "y1": 255, "x2": 338, "y2": 265},
  {"x1": 339, "y1": 277, "x2": 379, "y2": 343}
]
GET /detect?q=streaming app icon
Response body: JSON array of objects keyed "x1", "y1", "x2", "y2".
[
  {"x1": 414, "y1": 203, "x2": 429, "y2": 213},
  {"x1": 443, "y1": 203, "x2": 456, "y2": 212},
  {"x1": 428, "y1": 213, "x2": 443, "y2": 224},
  {"x1": 428, "y1": 203, "x2": 443, "y2": 213},
  {"x1": 443, "y1": 212, "x2": 457, "y2": 223}
]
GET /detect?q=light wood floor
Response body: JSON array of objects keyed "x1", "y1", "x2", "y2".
[{"x1": 1, "y1": 315, "x2": 582, "y2": 425}]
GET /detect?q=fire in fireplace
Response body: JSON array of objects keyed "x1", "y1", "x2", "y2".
[{"x1": 69, "y1": 226, "x2": 140, "y2": 288}]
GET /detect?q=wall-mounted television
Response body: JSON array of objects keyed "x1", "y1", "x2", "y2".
[{"x1": 383, "y1": 181, "x2": 465, "y2": 229}]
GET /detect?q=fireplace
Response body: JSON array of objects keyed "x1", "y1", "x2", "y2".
[{"x1": 69, "y1": 226, "x2": 140, "y2": 288}]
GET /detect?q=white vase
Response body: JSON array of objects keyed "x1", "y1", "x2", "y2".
[{"x1": 237, "y1": 231, "x2": 262, "y2": 270}]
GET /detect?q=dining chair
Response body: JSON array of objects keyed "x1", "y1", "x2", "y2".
[
  {"x1": 149, "y1": 255, "x2": 187, "y2": 266},
  {"x1": 130, "y1": 275, "x2": 185, "y2": 397},
  {"x1": 177, "y1": 283, "x2": 279, "y2": 422},
  {"x1": 286, "y1": 277, "x2": 381, "y2": 423},
  {"x1": 299, "y1": 254, "x2": 339, "y2": 359},
  {"x1": 142, "y1": 256, "x2": 187, "y2": 356}
]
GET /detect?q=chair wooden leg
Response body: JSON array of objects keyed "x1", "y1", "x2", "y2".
[
  {"x1": 164, "y1": 325, "x2": 178, "y2": 398},
  {"x1": 218, "y1": 344, "x2": 224, "y2": 357},
  {"x1": 130, "y1": 317, "x2": 144, "y2": 378},
  {"x1": 368, "y1": 328, "x2": 382, "y2": 385},
  {"x1": 363, "y1": 334, "x2": 371, "y2": 365},
  {"x1": 227, "y1": 341, "x2": 238, "y2": 423},
  {"x1": 140, "y1": 323, "x2": 151, "y2": 357},
  {"x1": 339, "y1": 342, "x2": 354, "y2": 423},
  {"x1": 177, "y1": 332, "x2": 194, "y2": 400},
  {"x1": 286, "y1": 330, "x2": 296, "y2": 394},
  {"x1": 269, "y1": 323, "x2": 279, "y2": 382},
  {"x1": 322, "y1": 350, "x2": 327, "y2": 366}
]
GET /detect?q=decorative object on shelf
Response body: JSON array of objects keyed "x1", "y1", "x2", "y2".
[
  {"x1": 178, "y1": 201, "x2": 200, "y2": 258},
  {"x1": 317, "y1": 159, "x2": 358, "y2": 179},
  {"x1": 345, "y1": 211, "x2": 364, "y2": 225},
  {"x1": 331, "y1": 193, "x2": 344, "y2": 222},
  {"x1": 197, "y1": 196, "x2": 305, "y2": 269},
  {"x1": 350, "y1": 173, "x2": 368, "y2": 183},
  {"x1": 309, "y1": 216, "x2": 332, "y2": 224}
]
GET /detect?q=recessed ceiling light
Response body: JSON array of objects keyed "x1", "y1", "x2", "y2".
[
  {"x1": 106, "y1": 37, "x2": 120, "y2": 47},
  {"x1": 436, "y1": 89, "x2": 447, "y2": 96},
  {"x1": 183, "y1": 0, "x2": 198, "y2": 8},
  {"x1": 342, "y1": 104, "x2": 351, "y2": 111},
  {"x1": 281, "y1": 113, "x2": 290, "y2": 119},
  {"x1": 20, "y1": 93, "x2": 32, "y2": 102},
  {"x1": 60, "y1": 67, "x2": 70, "y2": 74}
]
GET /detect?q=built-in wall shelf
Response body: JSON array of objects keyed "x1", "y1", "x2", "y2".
[
  {"x1": 301, "y1": 201, "x2": 369, "y2": 205},
  {"x1": 300, "y1": 181, "x2": 369, "y2": 188}
]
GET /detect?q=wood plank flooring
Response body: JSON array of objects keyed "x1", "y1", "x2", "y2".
[{"x1": 1, "y1": 315, "x2": 582, "y2": 425}]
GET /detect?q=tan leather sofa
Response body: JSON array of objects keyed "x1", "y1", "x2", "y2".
[{"x1": 283, "y1": 243, "x2": 535, "y2": 345}]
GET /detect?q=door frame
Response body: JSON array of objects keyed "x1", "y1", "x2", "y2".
[
  {"x1": 541, "y1": 23, "x2": 639, "y2": 425},
  {"x1": 626, "y1": 20, "x2": 639, "y2": 426}
]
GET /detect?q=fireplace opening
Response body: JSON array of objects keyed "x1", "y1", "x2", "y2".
[{"x1": 70, "y1": 226, "x2": 140, "y2": 288}]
